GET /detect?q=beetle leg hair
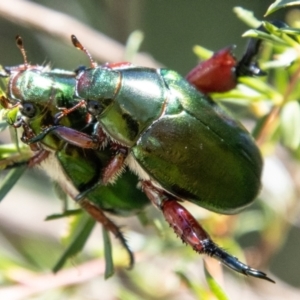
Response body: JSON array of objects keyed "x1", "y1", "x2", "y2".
[
  {"x1": 75, "y1": 145, "x2": 128, "y2": 201},
  {"x1": 27, "y1": 149, "x2": 50, "y2": 167},
  {"x1": 102, "y1": 144, "x2": 128, "y2": 184},
  {"x1": 141, "y1": 181, "x2": 274, "y2": 283}
]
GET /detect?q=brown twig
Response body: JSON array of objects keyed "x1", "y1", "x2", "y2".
[
  {"x1": 0, "y1": 259, "x2": 105, "y2": 300},
  {"x1": 256, "y1": 62, "x2": 300, "y2": 146},
  {"x1": 0, "y1": 0, "x2": 161, "y2": 67}
]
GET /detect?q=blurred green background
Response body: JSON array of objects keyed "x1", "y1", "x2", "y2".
[
  {"x1": 0, "y1": 0, "x2": 283, "y2": 72},
  {"x1": 1, "y1": 1, "x2": 300, "y2": 300}
]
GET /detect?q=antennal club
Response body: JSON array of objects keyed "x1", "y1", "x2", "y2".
[
  {"x1": 71, "y1": 35, "x2": 97, "y2": 68},
  {"x1": 15, "y1": 35, "x2": 28, "y2": 68}
]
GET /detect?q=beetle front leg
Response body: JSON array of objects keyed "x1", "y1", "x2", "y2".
[
  {"x1": 27, "y1": 125, "x2": 106, "y2": 149},
  {"x1": 141, "y1": 181, "x2": 275, "y2": 283},
  {"x1": 14, "y1": 117, "x2": 51, "y2": 167},
  {"x1": 54, "y1": 100, "x2": 86, "y2": 124}
]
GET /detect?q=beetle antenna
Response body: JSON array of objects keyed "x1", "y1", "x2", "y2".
[
  {"x1": 15, "y1": 35, "x2": 28, "y2": 68},
  {"x1": 71, "y1": 35, "x2": 97, "y2": 68}
]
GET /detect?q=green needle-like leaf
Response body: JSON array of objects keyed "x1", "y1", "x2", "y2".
[
  {"x1": 0, "y1": 165, "x2": 27, "y2": 202},
  {"x1": 45, "y1": 209, "x2": 82, "y2": 220},
  {"x1": 204, "y1": 262, "x2": 229, "y2": 300},
  {"x1": 102, "y1": 226, "x2": 114, "y2": 279},
  {"x1": 176, "y1": 270, "x2": 211, "y2": 299},
  {"x1": 52, "y1": 213, "x2": 95, "y2": 273},
  {"x1": 0, "y1": 120, "x2": 8, "y2": 131},
  {"x1": 233, "y1": 7, "x2": 261, "y2": 28},
  {"x1": 265, "y1": 0, "x2": 300, "y2": 16}
]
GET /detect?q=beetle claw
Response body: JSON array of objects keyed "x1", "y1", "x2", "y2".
[
  {"x1": 243, "y1": 266, "x2": 275, "y2": 283},
  {"x1": 209, "y1": 243, "x2": 275, "y2": 283}
]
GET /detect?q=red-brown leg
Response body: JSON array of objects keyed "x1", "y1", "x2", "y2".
[
  {"x1": 14, "y1": 117, "x2": 51, "y2": 167},
  {"x1": 75, "y1": 144, "x2": 128, "y2": 200},
  {"x1": 102, "y1": 145, "x2": 128, "y2": 184},
  {"x1": 54, "y1": 100, "x2": 86, "y2": 124},
  {"x1": 79, "y1": 198, "x2": 134, "y2": 268},
  {"x1": 141, "y1": 181, "x2": 274, "y2": 283},
  {"x1": 27, "y1": 149, "x2": 50, "y2": 167},
  {"x1": 27, "y1": 125, "x2": 106, "y2": 149}
]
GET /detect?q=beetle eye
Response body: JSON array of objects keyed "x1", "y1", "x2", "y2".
[
  {"x1": 74, "y1": 65, "x2": 87, "y2": 75},
  {"x1": 87, "y1": 100, "x2": 104, "y2": 115},
  {"x1": 20, "y1": 102, "x2": 36, "y2": 118}
]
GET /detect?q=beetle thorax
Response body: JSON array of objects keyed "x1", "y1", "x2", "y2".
[{"x1": 76, "y1": 67, "x2": 120, "y2": 101}]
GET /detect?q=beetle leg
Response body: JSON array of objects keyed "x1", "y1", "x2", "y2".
[
  {"x1": 10, "y1": 117, "x2": 50, "y2": 167},
  {"x1": 14, "y1": 117, "x2": 51, "y2": 167},
  {"x1": 13, "y1": 116, "x2": 41, "y2": 152},
  {"x1": 0, "y1": 149, "x2": 49, "y2": 170},
  {"x1": 141, "y1": 181, "x2": 274, "y2": 283},
  {"x1": 27, "y1": 125, "x2": 106, "y2": 149},
  {"x1": 78, "y1": 198, "x2": 134, "y2": 269},
  {"x1": 54, "y1": 100, "x2": 86, "y2": 124},
  {"x1": 102, "y1": 145, "x2": 128, "y2": 184},
  {"x1": 75, "y1": 145, "x2": 128, "y2": 201},
  {"x1": 27, "y1": 149, "x2": 50, "y2": 167},
  {"x1": 60, "y1": 181, "x2": 134, "y2": 269}
]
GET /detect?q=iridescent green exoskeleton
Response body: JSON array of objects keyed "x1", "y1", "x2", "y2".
[
  {"x1": 33, "y1": 36, "x2": 272, "y2": 282},
  {"x1": 0, "y1": 36, "x2": 148, "y2": 268}
]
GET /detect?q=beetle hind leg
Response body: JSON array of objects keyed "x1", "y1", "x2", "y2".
[
  {"x1": 141, "y1": 181, "x2": 274, "y2": 283},
  {"x1": 79, "y1": 198, "x2": 134, "y2": 269}
]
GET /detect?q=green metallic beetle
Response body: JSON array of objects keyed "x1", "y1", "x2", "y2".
[
  {"x1": 30, "y1": 35, "x2": 273, "y2": 282},
  {"x1": 1, "y1": 36, "x2": 149, "y2": 267}
]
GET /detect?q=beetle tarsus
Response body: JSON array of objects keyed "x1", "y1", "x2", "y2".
[
  {"x1": 54, "y1": 99, "x2": 86, "y2": 124},
  {"x1": 201, "y1": 239, "x2": 275, "y2": 283},
  {"x1": 235, "y1": 22, "x2": 288, "y2": 78}
]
